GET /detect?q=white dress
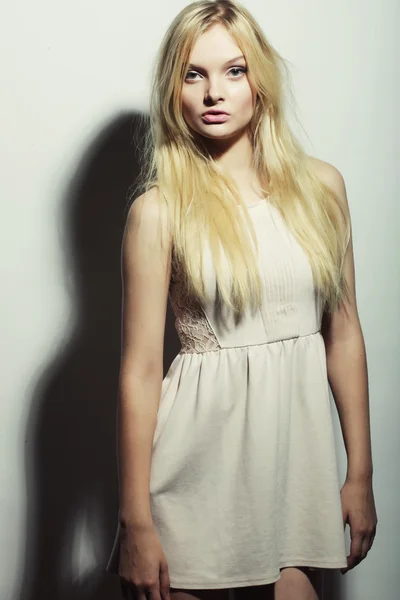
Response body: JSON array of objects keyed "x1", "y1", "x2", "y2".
[{"x1": 106, "y1": 197, "x2": 348, "y2": 589}]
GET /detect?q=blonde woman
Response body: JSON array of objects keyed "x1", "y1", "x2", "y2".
[{"x1": 106, "y1": 1, "x2": 377, "y2": 599}]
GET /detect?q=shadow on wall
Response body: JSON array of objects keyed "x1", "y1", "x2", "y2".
[{"x1": 19, "y1": 112, "x2": 180, "y2": 600}]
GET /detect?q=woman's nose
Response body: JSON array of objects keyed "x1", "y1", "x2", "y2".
[{"x1": 205, "y1": 78, "x2": 225, "y2": 103}]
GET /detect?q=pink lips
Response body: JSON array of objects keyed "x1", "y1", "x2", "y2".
[{"x1": 202, "y1": 112, "x2": 229, "y2": 123}]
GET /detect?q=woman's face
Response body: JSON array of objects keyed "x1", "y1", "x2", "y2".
[{"x1": 181, "y1": 24, "x2": 256, "y2": 142}]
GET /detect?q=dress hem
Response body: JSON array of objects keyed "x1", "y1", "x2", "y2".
[{"x1": 107, "y1": 558, "x2": 348, "y2": 590}]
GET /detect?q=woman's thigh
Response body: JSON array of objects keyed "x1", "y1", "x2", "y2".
[
  {"x1": 275, "y1": 567, "x2": 323, "y2": 600},
  {"x1": 233, "y1": 567, "x2": 323, "y2": 600},
  {"x1": 169, "y1": 567, "x2": 323, "y2": 600},
  {"x1": 170, "y1": 588, "x2": 231, "y2": 600}
]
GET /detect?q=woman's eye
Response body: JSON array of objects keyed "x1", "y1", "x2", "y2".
[
  {"x1": 185, "y1": 71, "x2": 200, "y2": 80},
  {"x1": 229, "y1": 67, "x2": 247, "y2": 77},
  {"x1": 185, "y1": 67, "x2": 247, "y2": 81}
]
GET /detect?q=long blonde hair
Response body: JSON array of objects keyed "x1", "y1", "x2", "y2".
[{"x1": 131, "y1": 0, "x2": 351, "y2": 316}]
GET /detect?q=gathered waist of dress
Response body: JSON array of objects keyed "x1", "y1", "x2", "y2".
[{"x1": 177, "y1": 329, "x2": 322, "y2": 355}]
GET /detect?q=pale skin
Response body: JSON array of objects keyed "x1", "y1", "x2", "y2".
[{"x1": 118, "y1": 22, "x2": 377, "y2": 600}]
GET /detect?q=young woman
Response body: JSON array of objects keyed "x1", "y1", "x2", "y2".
[{"x1": 106, "y1": 1, "x2": 377, "y2": 599}]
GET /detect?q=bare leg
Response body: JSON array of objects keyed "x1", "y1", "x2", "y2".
[
  {"x1": 170, "y1": 588, "x2": 231, "y2": 600},
  {"x1": 233, "y1": 567, "x2": 323, "y2": 600},
  {"x1": 275, "y1": 567, "x2": 323, "y2": 600}
]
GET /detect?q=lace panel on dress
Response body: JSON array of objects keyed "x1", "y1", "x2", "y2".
[{"x1": 169, "y1": 249, "x2": 221, "y2": 354}]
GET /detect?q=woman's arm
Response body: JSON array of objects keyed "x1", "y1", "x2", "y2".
[
  {"x1": 117, "y1": 187, "x2": 172, "y2": 530},
  {"x1": 322, "y1": 314, "x2": 372, "y2": 482},
  {"x1": 314, "y1": 160, "x2": 373, "y2": 482},
  {"x1": 316, "y1": 160, "x2": 377, "y2": 572}
]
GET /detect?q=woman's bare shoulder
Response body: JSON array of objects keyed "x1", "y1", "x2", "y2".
[
  {"x1": 306, "y1": 155, "x2": 344, "y2": 187},
  {"x1": 127, "y1": 186, "x2": 169, "y2": 226},
  {"x1": 125, "y1": 186, "x2": 171, "y2": 252},
  {"x1": 129, "y1": 186, "x2": 163, "y2": 216}
]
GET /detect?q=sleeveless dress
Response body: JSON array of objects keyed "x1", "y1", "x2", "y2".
[{"x1": 106, "y1": 197, "x2": 348, "y2": 589}]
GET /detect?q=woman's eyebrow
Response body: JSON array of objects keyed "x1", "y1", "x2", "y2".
[{"x1": 187, "y1": 55, "x2": 246, "y2": 70}]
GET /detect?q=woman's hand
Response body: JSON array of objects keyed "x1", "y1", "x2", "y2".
[
  {"x1": 340, "y1": 477, "x2": 378, "y2": 574},
  {"x1": 118, "y1": 522, "x2": 171, "y2": 600}
]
